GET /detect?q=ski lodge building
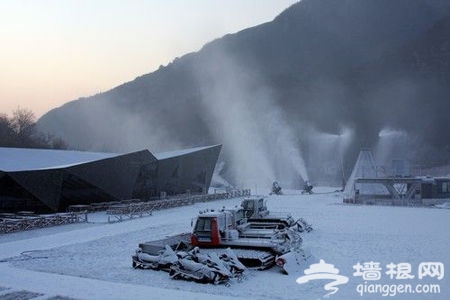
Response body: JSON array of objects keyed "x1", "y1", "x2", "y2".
[{"x1": 0, "y1": 145, "x2": 221, "y2": 212}]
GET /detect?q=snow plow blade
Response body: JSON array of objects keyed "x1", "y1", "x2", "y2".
[
  {"x1": 200, "y1": 248, "x2": 276, "y2": 270},
  {"x1": 132, "y1": 245, "x2": 178, "y2": 270},
  {"x1": 232, "y1": 249, "x2": 275, "y2": 270},
  {"x1": 138, "y1": 233, "x2": 191, "y2": 255}
]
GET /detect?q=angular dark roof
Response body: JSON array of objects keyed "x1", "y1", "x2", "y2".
[
  {"x1": 0, "y1": 145, "x2": 222, "y2": 212},
  {"x1": 0, "y1": 145, "x2": 221, "y2": 172}
]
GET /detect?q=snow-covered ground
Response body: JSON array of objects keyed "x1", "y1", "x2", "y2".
[{"x1": 0, "y1": 188, "x2": 448, "y2": 300}]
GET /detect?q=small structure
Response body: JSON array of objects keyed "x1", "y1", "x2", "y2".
[
  {"x1": 350, "y1": 176, "x2": 450, "y2": 206},
  {"x1": 343, "y1": 149, "x2": 450, "y2": 206}
]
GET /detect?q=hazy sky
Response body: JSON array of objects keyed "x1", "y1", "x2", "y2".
[{"x1": 0, "y1": 0, "x2": 298, "y2": 118}]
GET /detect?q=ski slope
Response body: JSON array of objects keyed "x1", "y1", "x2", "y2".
[{"x1": 0, "y1": 188, "x2": 448, "y2": 300}]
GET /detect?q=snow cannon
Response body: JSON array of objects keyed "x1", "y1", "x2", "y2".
[
  {"x1": 302, "y1": 181, "x2": 313, "y2": 194},
  {"x1": 270, "y1": 181, "x2": 283, "y2": 195}
]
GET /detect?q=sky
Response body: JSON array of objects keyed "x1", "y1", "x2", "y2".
[{"x1": 0, "y1": 0, "x2": 298, "y2": 118}]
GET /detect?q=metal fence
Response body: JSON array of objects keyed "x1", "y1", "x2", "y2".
[
  {"x1": 0, "y1": 212, "x2": 88, "y2": 234},
  {"x1": 105, "y1": 189, "x2": 251, "y2": 223},
  {"x1": 0, "y1": 189, "x2": 251, "y2": 232}
]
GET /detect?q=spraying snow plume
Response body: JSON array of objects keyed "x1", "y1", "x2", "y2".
[
  {"x1": 37, "y1": 96, "x2": 181, "y2": 153},
  {"x1": 338, "y1": 127, "x2": 354, "y2": 158},
  {"x1": 378, "y1": 128, "x2": 408, "y2": 138},
  {"x1": 374, "y1": 127, "x2": 411, "y2": 167},
  {"x1": 266, "y1": 106, "x2": 309, "y2": 183},
  {"x1": 194, "y1": 50, "x2": 308, "y2": 188},
  {"x1": 305, "y1": 126, "x2": 354, "y2": 185}
]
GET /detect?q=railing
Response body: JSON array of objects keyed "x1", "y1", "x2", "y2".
[
  {"x1": 0, "y1": 190, "x2": 252, "y2": 232},
  {"x1": 105, "y1": 189, "x2": 251, "y2": 223},
  {"x1": 0, "y1": 211, "x2": 88, "y2": 234},
  {"x1": 106, "y1": 203, "x2": 154, "y2": 223}
]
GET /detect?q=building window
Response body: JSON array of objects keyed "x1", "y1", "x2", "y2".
[{"x1": 443, "y1": 182, "x2": 449, "y2": 193}]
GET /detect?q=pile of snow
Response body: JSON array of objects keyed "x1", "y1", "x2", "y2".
[{"x1": 434, "y1": 202, "x2": 450, "y2": 209}]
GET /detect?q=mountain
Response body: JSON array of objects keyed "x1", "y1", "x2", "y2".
[
  {"x1": 352, "y1": 13, "x2": 450, "y2": 148},
  {"x1": 37, "y1": 0, "x2": 450, "y2": 186}
]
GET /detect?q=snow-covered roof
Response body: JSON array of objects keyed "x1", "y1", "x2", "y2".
[
  {"x1": 153, "y1": 145, "x2": 220, "y2": 160},
  {"x1": 415, "y1": 176, "x2": 450, "y2": 182},
  {"x1": 0, "y1": 147, "x2": 120, "y2": 172},
  {"x1": 0, "y1": 145, "x2": 220, "y2": 172}
]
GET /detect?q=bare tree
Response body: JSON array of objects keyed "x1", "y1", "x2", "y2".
[
  {"x1": 11, "y1": 107, "x2": 36, "y2": 144},
  {"x1": 1, "y1": 107, "x2": 68, "y2": 149},
  {"x1": 0, "y1": 113, "x2": 15, "y2": 146},
  {"x1": 51, "y1": 136, "x2": 68, "y2": 149}
]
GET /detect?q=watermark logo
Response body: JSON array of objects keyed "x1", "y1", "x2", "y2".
[
  {"x1": 296, "y1": 260, "x2": 444, "y2": 298},
  {"x1": 296, "y1": 259, "x2": 349, "y2": 298},
  {"x1": 354, "y1": 261, "x2": 444, "y2": 297},
  {"x1": 418, "y1": 262, "x2": 444, "y2": 280}
]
